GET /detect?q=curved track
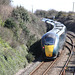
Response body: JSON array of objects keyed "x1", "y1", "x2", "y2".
[
  {"x1": 19, "y1": 31, "x2": 75, "y2": 75},
  {"x1": 29, "y1": 31, "x2": 75, "y2": 75},
  {"x1": 60, "y1": 31, "x2": 75, "y2": 75},
  {"x1": 29, "y1": 53, "x2": 63, "y2": 75}
]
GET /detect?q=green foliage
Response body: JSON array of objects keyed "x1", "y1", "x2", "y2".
[
  {"x1": 12, "y1": 6, "x2": 30, "y2": 22},
  {"x1": 0, "y1": 26, "x2": 14, "y2": 44},
  {"x1": 26, "y1": 52, "x2": 35, "y2": 63},
  {"x1": 30, "y1": 13, "x2": 38, "y2": 23},
  {"x1": 35, "y1": 9, "x2": 58, "y2": 18},
  {"x1": 19, "y1": 21, "x2": 30, "y2": 35},
  {"x1": 4, "y1": 17, "x2": 20, "y2": 41},
  {"x1": 55, "y1": 11, "x2": 63, "y2": 19},
  {"x1": 0, "y1": 6, "x2": 47, "y2": 75},
  {"x1": 35, "y1": 10, "x2": 47, "y2": 17},
  {"x1": 0, "y1": 37, "x2": 29, "y2": 75},
  {"x1": 23, "y1": 26, "x2": 30, "y2": 35},
  {"x1": 0, "y1": 17, "x2": 4, "y2": 26},
  {"x1": 26, "y1": 35, "x2": 36, "y2": 48},
  {"x1": 4, "y1": 18, "x2": 16, "y2": 29}
]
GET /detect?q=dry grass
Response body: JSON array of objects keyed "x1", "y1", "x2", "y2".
[{"x1": 0, "y1": 5, "x2": 13, "y2": 20}]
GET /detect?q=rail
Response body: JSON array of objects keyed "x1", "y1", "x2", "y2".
[
  {"x1": 29, "y1": 50, "x2": 64, "y2": 75},
  {"x1": 59, "y1": 32, "x2": 75, "y2": 75}
]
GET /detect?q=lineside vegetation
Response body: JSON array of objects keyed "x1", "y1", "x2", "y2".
[{"x1": 0, "y1": 0, "x2": 75, "y2": 75}]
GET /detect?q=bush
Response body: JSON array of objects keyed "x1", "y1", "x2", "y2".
[
  {"x1": 0, "y1": 37, "x2": 29, "y2": 75},
  {"x1": 12, "y1": 6, "x2": 30, "y2": 22},
  {"x1": 0, "y1": 17, "x2": 4, "y2": 26},
  {"x1": 26, "y1": 35, "x2": 36, "y2": 48},
  {"x1": 35, "y1": 10, "x2": 47, "y2": 17},
  {"x1": 19, "y1": 21, "x2": 30, "y2": 35},
  {"x1": 26, "y1": 52, "x2": 35, "y2": 63},
  {"x1": 23, "y1": 26, "x2": 30, "y2": 35},
  {"x1": 4, "y1": 18, "x2": 16, "y2": 29}
]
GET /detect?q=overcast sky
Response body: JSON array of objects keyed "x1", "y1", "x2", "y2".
[{"x1": 11, "y1": 0, "x2": 75, "y2": 12}]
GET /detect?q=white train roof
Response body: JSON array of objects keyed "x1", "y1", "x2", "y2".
[{"x1": 42, "y1": 18, "x2": 66, "y2": 36}]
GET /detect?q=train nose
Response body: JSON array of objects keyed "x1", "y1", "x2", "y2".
[{"x1": 45, "y1": 45, "x2": 54, "y2": 57}]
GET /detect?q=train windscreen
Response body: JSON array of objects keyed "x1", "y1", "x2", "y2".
[{"x1": 45, "y1": 37, "x2": 55, "y2": 45}]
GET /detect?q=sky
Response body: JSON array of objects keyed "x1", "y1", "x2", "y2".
[{"x1": 11, "y1": 0, "x2": 75, "y2": 12}]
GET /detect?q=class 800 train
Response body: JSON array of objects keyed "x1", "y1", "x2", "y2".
[{"x1": 41, "y1": 18, "x2": 67, "y2": 59}]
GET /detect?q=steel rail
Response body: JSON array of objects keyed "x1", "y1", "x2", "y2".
[
  {"x1": 59, "y1": 46, "x2": 74, "y2": 75},
  {"x1": 29, "y1": 61, "x2": 44, "y2": 75},
  {"x1": 67, "y1": 32, "x2": 75, "y2": 37},
  {"x1": 66, "y1": 41, "x2": 73, "y2": 47},
  {"x1": 59, "y1": 32, "x2": 74, "y2": 75},
  {"x1": 30, "y1": 50, "x2": 64, "y2": 75},
  {"x1": 30, "y1": 32, "x2": 74, "y2": 75},
  {"x1": 67, "y1": 35, "x2": 73, "y2": 45},
  {"x1": 42, "y1": 51, "x2": 63, "y2": 75}
]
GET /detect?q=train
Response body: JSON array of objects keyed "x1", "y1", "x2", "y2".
[{"x1": 41, "y1": 18, "x2": 67, "y2": 59}]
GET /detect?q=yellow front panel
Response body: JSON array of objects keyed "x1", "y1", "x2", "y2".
[{"x1": 45, "y1": 45, "x2": 54, "y2": 57}]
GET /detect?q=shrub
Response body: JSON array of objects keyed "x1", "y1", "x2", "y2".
[
  {"x1": 4, "y1": 18, "x2": 16, "y2": 29},
  {"x1": 26, "y1": 35, "x2": 36, "y2": 48},
  {"x1": 26, "y1": 52, "x2": 35, "y2": 63},
  {"x1": 0, "y1": 17, "x2": 4, "y2": 26},
  {"x1": 12, "y1": 6, "x2": 30, "y2": 22},
  {"x1": 19, "y1": 21, "x2": 30, "y2": 35},
  {"x1": 0, "y1": 26, "x2": 13, "y2": 44},
  {"x1": 23, "y1": 26, "x2": 30, "y2": 35},
  {"x1": 0, "y1": 37, "x2": 29, "y2": 75},
  {"x1": 35, "y1": 10, "x2": 47, "y2": 17},
  {"x1": 30, "y1": 13, "x2": 37, "y2": 23}
]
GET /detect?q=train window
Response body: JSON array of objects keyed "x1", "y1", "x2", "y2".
[{"x1": 45, "y1": 37, "x2": 55, "y2": 45}]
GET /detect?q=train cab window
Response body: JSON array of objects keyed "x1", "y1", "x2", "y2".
[{"x1": 45, "y1": 37, "x2": 55, "y2": 45}]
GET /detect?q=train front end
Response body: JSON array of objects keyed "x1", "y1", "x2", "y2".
[{"x1": 41, "y1": 33, "x2": 58, "y2": 59}]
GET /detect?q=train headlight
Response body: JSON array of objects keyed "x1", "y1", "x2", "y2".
[{"x1": 42, "y1": 47, "x2": 45, "y2": 49}]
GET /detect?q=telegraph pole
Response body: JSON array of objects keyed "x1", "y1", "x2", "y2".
[
  {"x1": 73, "y1": 2, "x2": 74, "y2": 12},
  {"x1": 32, "y1": 5, "x2": 33, "y2": 13}
]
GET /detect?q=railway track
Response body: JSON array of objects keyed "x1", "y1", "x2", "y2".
[
  {"x1": 60, "y1": 31, "x2": 75, "y2": 75},
  {"x1": 19, "y1": 31, "x2": 75, "y2": 75},
  {"x1": 29, "y1": 31, "x2": 75, "y2": 75},
  {"x1": 29, "y1": 52, "x2": 64, "y2": 75}
]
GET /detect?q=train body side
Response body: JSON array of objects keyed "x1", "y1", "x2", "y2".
[
  {"x1": 41, "y1": 19, "x2": 67, "y2": 59},
  {"x1": 41, "y1": 31, "x2": 66, "y2": 59}
]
